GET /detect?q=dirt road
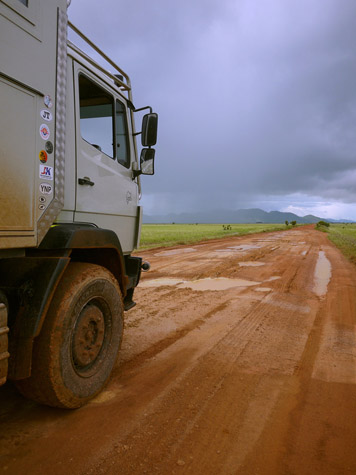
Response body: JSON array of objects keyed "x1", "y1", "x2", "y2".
[{"x1": 1, "y1": 226, "x2": 356, "y2": 474}]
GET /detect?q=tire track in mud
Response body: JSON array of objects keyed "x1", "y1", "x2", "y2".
[{"x1": 87, "y1": 272, "x2": 321, "y2": 474}]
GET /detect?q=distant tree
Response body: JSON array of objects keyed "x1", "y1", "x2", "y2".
[
  {"x1": 285, "y1": 220, "x2": 289, "y2": 226},
  {"x1": 291, "y1": 220, "x2": 297, "y2": 226},
  {"x1": 316, "y1": 220, "x2": 330, "y2": 228}
]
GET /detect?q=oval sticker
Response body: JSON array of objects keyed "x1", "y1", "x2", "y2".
[
  {"x1": 39, "y1": 183, "x2": 53, "y2": 194},
  {"x1": 40, "y1": 109, "x2": 53, "y2": 122},
  {"x1": 39, "y1": 124, "x2": 50, "y2": 140},
  {"x1": 39, "y1": 150, "x2": 48, "y2": 163}
]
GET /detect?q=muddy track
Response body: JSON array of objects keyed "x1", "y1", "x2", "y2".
[{"x1": 1, "y1": 225, "x2": 356, "y2": 474}]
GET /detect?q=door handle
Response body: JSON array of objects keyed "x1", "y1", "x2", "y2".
[{"x1": 78, "y1": 176, "x2": 95, "y2": 186}]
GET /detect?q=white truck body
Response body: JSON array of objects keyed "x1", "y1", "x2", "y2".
[{"x1": 0, "y1": 0, "x2": 157, "y2": 406}]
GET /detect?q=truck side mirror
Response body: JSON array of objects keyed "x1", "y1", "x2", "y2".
[
  {"x1": 141, "y1": 113, "x2": 158, "y2": 147},
  {"x1": 140, "y1": 148, "x2": 155, "y2": 175}
]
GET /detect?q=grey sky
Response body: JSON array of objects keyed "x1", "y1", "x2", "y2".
[{"x1": 68, "y1": 0, "x2": 356, "y2": 219}]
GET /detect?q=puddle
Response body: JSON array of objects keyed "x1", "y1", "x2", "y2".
[
  {"x1": 265, "y1": 276, "x2": 281, "y2": 282},
  {"x1": 140, "y1": 276, "x2": 261, "y2": 291},
  {"x1": 139, "y1": 278, "x2": 184, "y2": 288},
  {"x1": 239, "y1": 261, "x2": 265, "y2": 267},
  {"x1": 154, "y1": 248, "x2": 196, "y2": 257},
  {"x1": 301, "y1": 250, "x2": 307, "y2": 256},
  {"x1": 227, "y1": 244, "x2": 261, "y2": 251},
  {"x1": 255, "y1": 287, "x2": 272, "y2": 292},
  {"x1": 313, "y1": 251, "x2": 332, "y2": 297},
  {"x1": 215, "y1": 249, "x2": 239, "y2": 253},
  {"x1": 179, "y1": 277, "x2": 260, "y2": 291}
]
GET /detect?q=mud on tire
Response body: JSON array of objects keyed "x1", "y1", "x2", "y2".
[{"x1": 16, "y1": 262, "x2": 124, "y2": 408}]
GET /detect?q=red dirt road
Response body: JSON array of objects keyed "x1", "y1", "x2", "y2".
[{"x1": 1, "y1": 226, "x2": 356, "y2": 474}]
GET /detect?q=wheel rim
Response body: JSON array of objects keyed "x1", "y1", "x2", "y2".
[{"x1": 72, "y1": 302, "x2": 108, "y2": 376}]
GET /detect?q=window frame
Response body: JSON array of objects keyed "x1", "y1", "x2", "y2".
[{"x1": 115, "y1": 98, "x2": 131, "y2": 169}]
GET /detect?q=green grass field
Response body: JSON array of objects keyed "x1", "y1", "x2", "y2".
[
  {"x1": 320, "y1": 223, "x2": 356, "y2": 264},
  {"x1": 139, "y1": 223, "x2": 292, "y2": 249}
]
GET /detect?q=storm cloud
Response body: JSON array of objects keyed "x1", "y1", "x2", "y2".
[{"x1": 68, "y1": 0, "x2": 356, "y2": 219}]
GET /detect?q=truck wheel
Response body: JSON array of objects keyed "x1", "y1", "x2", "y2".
[{"x1": 16, "y1": 262, "x2": 124, "y2": 408}]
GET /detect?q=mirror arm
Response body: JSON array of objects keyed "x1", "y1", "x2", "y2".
[
  {"x1": 133, "y1": 169, "x2": 142, "y2": 179},
  {"x1": 134, "y1": 105, "x2": 153, "y2": 113},
  {"x1": 133, "y1": 131, "x2": 142, "y2": 136}
]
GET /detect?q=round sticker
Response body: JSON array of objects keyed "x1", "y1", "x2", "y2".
[
  {"x1": 39, "y1": 150, "x2": 48, "y2": 163},
  {"x1": 45, "y1": 141, "x2": 54, "y2": 154},
  {"x1": 39, "y1": 183, "x2": 53, "y2": 194},
  {"x1": 40, "y1": 109, "x2": 53, "y2": 122},
  {"x1": 39, "y1": 124, "x2": 50, "y2": 140},
  {"x1": 44, "y1": 95, "x2": 53, "y2": 108}
]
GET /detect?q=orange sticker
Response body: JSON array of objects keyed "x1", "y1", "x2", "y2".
[{"x1": 39, "y1": 150, "x2": 48, "y2": 163}]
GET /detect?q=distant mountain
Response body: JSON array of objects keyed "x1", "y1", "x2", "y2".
[{"x1": 143, "y1": 208, "x2": 353, "y2": 224}]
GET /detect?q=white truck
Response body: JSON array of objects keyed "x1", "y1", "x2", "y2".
[{"x1": 0, "y1": 0, "x2": 158, "y2": 408}]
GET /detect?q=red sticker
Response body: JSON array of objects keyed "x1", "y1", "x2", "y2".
[{"x1": 39, "y1": 150, "x2": 48, "y2": 163}]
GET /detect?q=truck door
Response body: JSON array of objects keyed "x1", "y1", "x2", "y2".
[{"x1": 73, "y1": 65, "x2": 138, "y2": 253}]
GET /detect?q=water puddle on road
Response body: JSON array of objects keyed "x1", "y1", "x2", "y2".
[
  {"x1": 254, "y1": 287, "x2": 272, "y2": 292},
  {"x1": 239, "y1": 261, "x2": 265, "y2": 267},
  {"x1": 154, "y1": 248, "x2": 197, "y2": 257},
  {"x1": 139, "y1": 278, "x2": 185, "y2": 288},
  {"x1": 179, "y1": 277, "x2": 260, "y2": 291},
  {"x1": 265, "y1": 276, "x2": 281, "y2": 282},
  {"x1": 140, "y1": 277, "x2": 261, "y2": 291},
  {"x1": 228, "y1": 244, "x2": 262, "y2": 251},
  {"x1": 313, "y1": 251, "x2": 332, "y2": 297}
]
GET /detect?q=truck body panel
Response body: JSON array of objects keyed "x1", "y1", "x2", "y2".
[{"x1": 0, "y1": 0, "x2": 67, "y2": 249}]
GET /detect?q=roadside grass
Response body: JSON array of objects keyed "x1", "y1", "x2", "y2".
[
  {"x1": 321, "y1": 223, "x2": 356, "y2": 265},
  {"x1": 139, "y1": 223, "x2": 292, "y2": 250}
]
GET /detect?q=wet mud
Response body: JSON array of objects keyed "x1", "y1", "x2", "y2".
[{"x1": 1, "y1": 225, "x2": 356, "y2": 474}]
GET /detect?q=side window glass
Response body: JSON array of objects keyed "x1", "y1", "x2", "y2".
[
  {"x1": 17, "y1": 0, "x2": 28, "y2": 5},
  {"x1": 79, "y1": 75, "x2": 114, "y2": 158},
  {"x1": 116, "y1": 100, "x2": 130, "y2": 168}
]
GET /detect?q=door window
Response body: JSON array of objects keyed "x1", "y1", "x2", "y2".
[
  {"x1": 79, "y1": 74, "x2": 130, "y2": 167},
  {"x1": 79, "y1": 75, "x2": 114, "y2": 158}
]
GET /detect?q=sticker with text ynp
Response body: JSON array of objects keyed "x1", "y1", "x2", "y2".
[
  {"x1": 39, "y1": 183, "x2": 53, "y2": 194},
  {"x1": 39, "y1": 165, "x2": 53, "y2": 180},
  {"x1": 39, "y1": 124, "x2": 50, "y2": 140}
]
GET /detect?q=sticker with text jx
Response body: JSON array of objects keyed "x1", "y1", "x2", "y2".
[{"x1": 39, "y1": 165, "x2": 53, "y2": 181}]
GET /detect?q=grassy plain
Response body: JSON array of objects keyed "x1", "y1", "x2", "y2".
[
  {"x1": 322, "y1": 223, "x2": 356, "y2": 264},
  {"x1": 139, "y1": 223, "x2": 290, "y2": 249}
]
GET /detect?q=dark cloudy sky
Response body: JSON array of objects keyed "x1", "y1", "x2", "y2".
[{"x1": 68, "y1": 0, "x2": 356, "y2": 219}]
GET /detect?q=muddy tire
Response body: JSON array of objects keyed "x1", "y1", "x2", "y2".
[{"x1": 16, "y1": 262, "x2": 124, "y2": 408}]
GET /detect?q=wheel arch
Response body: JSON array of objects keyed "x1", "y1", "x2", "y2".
[{"x1": 4, "y1": 224, "x2": 128, "y2": 381}]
